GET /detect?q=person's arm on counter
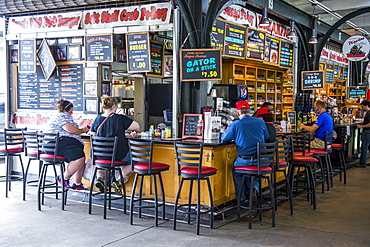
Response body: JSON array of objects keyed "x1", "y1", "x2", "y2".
[
  {"x1": 221, "y1": 122, "x2": 236, "y2": 142},
  {"x1": 63, "y1": 124, "x2": 89, "y2": 135},
  {"x1": 300, "y1": 123, "x2": 319, "y2": 133}
]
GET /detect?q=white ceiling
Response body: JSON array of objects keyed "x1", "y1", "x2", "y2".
[{"x1": 282, "y1": 0, "x2": 370, "y2": 37}]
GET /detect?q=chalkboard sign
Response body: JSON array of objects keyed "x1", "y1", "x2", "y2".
[
  {"x1": 286, "y1": 111, "x2": 296, "y2": 126},
  {"x1": 37, "y1": 39, "x2": 56, "y2": 80},
  {"x1": 301, "y1": 71, "x2": 324, "y2": 90},
  {"x1": 211, "y1": 19, "x2": 225, "y2": 50},
  {"x1": 349, "y1": 86, "x2": 367, "y2": 99},
  {"x1": 325, "y1": 64, "x2": 334, "y2": 83},
  {"x1": 223, "y1": 22, "x2": 246, "y2": 58},
  {"x1": 264, "y1": 34, "x2": 280, "y2": 65},
  {"x1": 182, "y1": 114, "x2": 203, "y2": 138},
  {"x1": 85, "y1": 34, "x2": 113, "y2": 62},
  {"x1": 246, "y1": 27, "x2": 265, "y2": 61},
  {"x1": 19, "y1": 39, "x2": 36, "y2": 73},
  {"x1": 180, "y1": 49, "x2": 221, "y2": 81},
  {"x1": 146, "y1": 41, "x2": 164, "y2": 78},
  {"x1": 280, "y1": 41, "x2": 294, "y2": 68},
  {"x1": 17, "y1": 64, "x2": 83, "y2": 111},
  {"x1": 343, "y1": 68, "x2": 348, "y2": 80},
  {"x1": 126, "y1": 32, "x2": 151, "y2": 73}
]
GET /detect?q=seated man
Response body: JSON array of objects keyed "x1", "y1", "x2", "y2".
[
  {"x1": 222, "y1": 100, "x2": 270, "y2": 201},
  {"x1": 300, "y1": 100, "x2": 333, "y2": 149}
]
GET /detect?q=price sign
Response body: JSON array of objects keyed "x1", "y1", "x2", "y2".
[
  {"x1": 146, "y1": 41, "x2": 164, "y2": 77},
  {"x1": 85, "y1": 34, "x2": 113, "y2": 62},
  {"x1": 287, "y1": 111, "x2": 296, "y2": 126},
  {"x1": 180, "y1": 49, "x2": 221, "y2": 81},
  {"x1": 246, "y1": 27, "x2": 265, "y2": 61},
  {"x1": 264, "y1": 34, "x2": 280, "y2": 64},
  {"x1": 19, "y1": 39, "x2": 36, "y2": 73},
  {"x1": 326, "y1": 64, "x2": 334, "y2": 83},
  {"x1": 126, "y1": 32, "x2": 151, "y2": 73},
  {"x1": 211, "y1": 19, "x2": 225, "y2": 50},
  {"x1": 280, "y1": 40, "x2": 294, "y2": 68},
  {"x1": 182, "y1": 114, "x2": 203, "y2": 138},
  {"x1": 223, "y1": 22, "x2": 246, "y2": 58},
  {"x1": 349, "y1": 86, "x2": 367, "y2": 99},
  {"x1": 301, "y1": 71, "x2": 324, "y2": 90}
]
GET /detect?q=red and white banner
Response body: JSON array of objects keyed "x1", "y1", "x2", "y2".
[
  {"x1": 219, "y1": 5, "x2": 256, "y2": 28},
  {"x1": 256, "y1": 13, "x2": 291, "y2": 40}
]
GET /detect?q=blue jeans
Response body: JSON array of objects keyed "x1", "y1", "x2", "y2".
[
  {"x1": 360, "y1": 132, "x2": 370, "y2": 166},
  {"x1": 233, "y1": 156, "x2": 263, "y2": 201}
]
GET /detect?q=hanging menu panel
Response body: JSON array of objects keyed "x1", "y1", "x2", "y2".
[
  {"x1": 211, "y1": 19, "x2": 225, "y2": 50},
  {"x1": 280, "y1": 41, "x2": 294, "y2": 68},
  {"x1": 19, "y1": 40, "x2": 36, "y2": 73},
  {"x1": 326, "y1": 64, "x2": 334, "y2": 83},
  {"x1": 85, "y1": 34, "x2": 113, "y2": 62},
  {"x1": 126, "y1": 32, "x2": 151, "y2": 73},
  {"x1": 246, "y1": 28, "x2": 265, "y2": 61},
  {"x1": 146, "y1": 41, "x2": 164, "y2": 78},
  {"x1": 301, "y1": 71, "x2": 324, "y2": 90},
  {"x1": 223, "y1": 22, "x2": 246, "y2": 58},
  {"x1": 264, "y1": 34, "x2": 280, "y2": 65},
  {"x1": 57, "y1": 64, "x2": 83, "y2": 110}
]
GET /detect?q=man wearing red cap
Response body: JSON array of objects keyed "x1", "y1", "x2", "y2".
[{"x1": 222, "y1": 100, "x2": 270, "y2": 201}]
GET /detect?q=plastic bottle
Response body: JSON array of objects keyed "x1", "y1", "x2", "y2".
[
  {"x1": 196, "y1": 115, "x2": 203, "y2": 136},
  {"x1": 287, "y1": 120, "x2": 291, "y2": 132},
  {"x1": 280, "y1": 120, "x2": 287, "y2": 132},
  {"x1": 149, "y1": 125, "x2": 155, "y2": 137}
]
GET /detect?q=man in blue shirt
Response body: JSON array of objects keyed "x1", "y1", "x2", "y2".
[
  {"x1": 222, "y1": 100, "x2": 270, "y2": 201},
  {"x1": 300, "y1": 100, "x2": 333, "y2": 149}
]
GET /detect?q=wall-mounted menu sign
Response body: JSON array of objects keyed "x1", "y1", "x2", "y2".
[
  {"x1": 223, "y1": 22, "x2": 246, "y2": 58},
  {"x1": 349, "y1": 86, "x2": 367, "y2": 99},
  {"x1": 343, "y1": 68, "x2": 348, "y2": 80},
  {"x1": 146, "y1": 41, "x2": 164, "y2": 78},
  {"x1": 211, "y1": 19, "x2": 225, "y2": 50},
  {"x1": 286, "y1": 111, "x2": 296, "y2": 126},
  {"x1": 85, "y1": 34, "x2": 113, "y2": 62},
  {"x1": 264, "y1": 34, "x2": 280, "y2": 65},
  {"x1": 246, "y1": 28, "x2": 265, "y2": 61},
  {"x1": 19, "y1": 40, "x2": 36, "y2": 73},
  {"x1": 37, "y1": 39, "x2": 56, "y2": 80},
  {"x1": 301, "y1": 70, "x2": 324, "y2": 90},
  {"x1": 180, "y1": 49, "x2": 221, "y2": 81},
  {"x1": 182, "y1": 114, "x2": 203, "y2": 138},
  {"x1": 280, "y1": 41, "x2": 294, "y2": 68},
  {"x1": 333, "y1": 65, "x2": 339, "y2": 79},
  {"x1": 325, "y1": 64, "x2": 334, "y2": 83},
  {"x1": 126, "y1": 32, "x2": 151, "y2": 73},
  {"x1": 17, "y1": 64, "x2": 83, "y2": 111}
]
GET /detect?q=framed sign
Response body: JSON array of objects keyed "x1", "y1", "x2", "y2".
[
  {"x1": 10, "y1": 49, "x2": 18, "y2": 63},
  {"x1": 101, "y1": 83, "x2": 111, "y2": 96},
  {"x1": 84, "y1": 82, "x2": 98, "y2": 97},
  {"x1": 182, "y1": 114, "x2": 203, "y2": 138},
  {"x1": 119, "y1": 48, "x2": 127, "y2": 62},
  {"x1": 301, "y1": 71, "x2": 324, "y2": 90},
  {"x1": 180, "y1": 49, "x2": 221, "y2": 81},
  {"x1": 85, "y1": 34, "x2": 113, "y2": 62},
  {"x1": 37, "y1": 39, "x2": 56, "y2": 80},
  {"x1": 67, "y1": 46, "x2": 81, "y2": 60},
  {"x1": 84, "y1": 97, "x2": 99, "y2": 114},
  {"x1": 280, "y1": 40, "x2": 294, "y2": 68},
  {"x1": 211, "y1": 19, "x2": 225, "y2": 50},
  {"x1": 101, "y1": 64, "x2": 111, "y2": 82},
  {"x1": 54, "y1": 46, "x2": 67, "y2": 61},
  {"x1": 71, "y1": 36, "x2": 83, "y2": 45},
  {"x1": 286, "y1": 111, "x2": 296, "y2": 126},
  {"x1": 146, "y1": 41, "x2": 164, "y2": 78},
  {"x1": 19, "y1": 39, "x2": 36, "y2": 73},
  {"x1": 264, "y1": 34, "x2": 280, "y2": 65},
  {"x1": 325, "y1": 63, "x2": 334, "y2": 83},
  {"x1": 349, "y1": 86, "x2": 367, "y2": 99},
  {"x1": 246, "y1": 27, "x2": 265, "y2": 61},
  {"x1": 223, "y1": 21, "x2": 246, "y2": 58},
  {"x1": 126, "y1": 32, "x2": 151, "y2": 73},
  {"x1": 84, "y1": 67, "x2": 98, "y2": 81},
  {"x1": 164, "y1": 55, "x2": 173, "y2": 77}
]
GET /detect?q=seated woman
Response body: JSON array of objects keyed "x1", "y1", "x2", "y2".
[
  {"x1": 90, "y1": 95, "x2": 140, "y2": 194},
  {"x1": 45, "y1": 98, "x2": 90, "y2": 190},
  {"x1": 255, "y1": 107, "x2": 276, "y2": 143}
]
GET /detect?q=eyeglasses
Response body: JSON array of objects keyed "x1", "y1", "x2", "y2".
[{"x1": 64, "y1": 102, "x2": 72, "y2": 111}]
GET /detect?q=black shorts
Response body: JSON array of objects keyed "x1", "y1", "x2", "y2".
[{"x1": 58, "y1": 137, "x2": 85, "y2": 162}]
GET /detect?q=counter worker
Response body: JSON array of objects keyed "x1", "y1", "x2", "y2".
[
  {"x1": 355, "y1": 100, "x2": 370, "y2": 168},
  {"x1": 221, "y1": 100, "x2": 270, "y2": 201},
  {"x1": 252, "y1": 102, "x2": 273, "y2": 117},
  {"x1": 300, "y1": 100, "x2": 333, "y2": 149}
]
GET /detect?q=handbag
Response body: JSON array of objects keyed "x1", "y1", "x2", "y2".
[{"x1": 96, "y1": 112, "x2": 114, "y2": 134}]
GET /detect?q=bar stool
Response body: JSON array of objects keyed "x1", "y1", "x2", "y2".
[
  {"x1": 23, "y1": 131, "x2": 41, "y2": 200},
  {"x1": 235, "y1": 142, "x2": 276, "y2": 229},
  {"x1": 331, "y1": 131, "x2": 347, "y2": 184},
  {"x1": 173, "y1": 142, "x2": 217, "y2": 235},
  {"x1": 128, "y1": 139, "x2": 170, "y2": 227},
  {"x1": 0, "y1": 128, "x2": 26, "y2": 198},
  {"x1": 273, "y1": 137, "x2": 294, "y2": 215},
  {"x1": 89, "y1": 136, "x2": 127, "y2": 219},
  {"x1": 37, "y1": 132, "x2": 68, "y2": 211}
]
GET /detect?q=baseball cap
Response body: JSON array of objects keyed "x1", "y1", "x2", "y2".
[
  {"x1": 236, "y1": 100, "x2": 250, "y2": 110},
  {"x1": 255, "y1": 107, "x2": 270, "y2": 117}
]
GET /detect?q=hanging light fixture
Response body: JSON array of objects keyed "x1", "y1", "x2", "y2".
[
  {"x1": 309, "y1": 29, "x2": 318, "y2": 44},
  {"x1": 287, "y1": 20, "x2": 297, "y2": 38},
  {"x1": 259, "y1": 7, "x2": 270, "y2": 27}
]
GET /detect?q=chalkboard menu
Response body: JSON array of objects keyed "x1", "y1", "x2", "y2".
[
  {"x1": 18, "y1": 64, "x2": 83, "y2": 111},
  {"x1": 264, "y1": 34, "x2": 280, "y2": 65},
  {"x1": 85, "y1": 34, "x2": 113, "y2": 62},
  {"x1": 246, "y1": 28, "x2": 265, "y2": 61},
  {"x1": 280, "y1": 41, "x2": 294, "y2": 68},
  {"x1": 349, "y1": 86, "x2": 367, "y2": 99},
  {"x1": 301, "y1": 71, "x2": 324, "y2": 90},
  {"x1": 180, "y1": 49, "x2": 221, "y2": 81},
  {"x1": 325, "y1": 64, "x2": 334, "y2": 83},
  {"x1": 126, "y1": 32, "x2": 151, "y2": 73},
  {"x1": 182, "y1": 114, "x2": 203, "y2": 138},
  {"x1": 37, "y1": 39, "x2": 56, "y2": 80},
  {"x1": 19, "y1": 40, "x2": 36, "y2": 73},
  {"x1": 223, "y1": 22, "x2": 246, "y2": 58},
  {"x1": 287, "y1": 111, "x2": 296, "y2": 126},
  {"x1": 211, "y1": 19, "x2": 225, "y2": 50},
  {"x1": 343, "y1": 68, "x2": 348, "y2": 80},
  {"x1": 146, "y1": 41, "x2": 164, "y2": 78}
]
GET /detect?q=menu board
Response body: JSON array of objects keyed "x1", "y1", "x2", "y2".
[
  {"x1": 349, "y1": 86, "x2": 367, "y2": 99},
  {"x1": 246, "y1": 28, "x2": 265, "y2": 61},
  {"x1": 182, "y1": 114, "x2": 203, "y2": 138},
  {"x1": 343, "y1": 68, "x2": 348, "y2": 80},
  {"x1": 301, "y1": 71, "x2": 324, "y2": 90},
  {"x1": 211, "y1": 19, "x2": 225, "y2": 50},
  {"x1": 126, "y1": 32, "x2": 151, "y2": 73},
  {"x1": 264, "y1": 34, "x2": 280, "y2": 65},
  {"x1": 17, "y1": 64, "x2": 83, "y2": 111},
  {"x1": 223, "y1": 22, "x2": 246, "y2": 58},
  {"x1": 146, "y1": 41, "x2": 164, "y2": 78},
  {"x1": 85, "y1": 34, "x2": 113, "y2": 62},
  {"x1": 19, "y1": 40, "x2": 36, "y2": 73},
  {"x1": 325, "y1": 64, "x2": 334, "y2": 83},
  {"x1": 37, "y1": 39, "x2": 56, "y2": 80},
  {"x1": 287, "y1": 111, "x2": 296, "y2": 126},
  {"x1": 180, "y1": 49, "x2": 221, "y2": 81},
  {"x1": 333, "y1": 65, "x2": 339, "y2": 79},
  {"x1": 280, "y1": 41, "x2": 294, "y2": 68}
]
